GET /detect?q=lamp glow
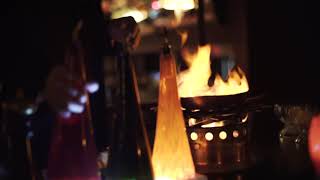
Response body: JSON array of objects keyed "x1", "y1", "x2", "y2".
[
  {"x1": 205, "y1": 132, "x2": 213, "y2": 141},
  {"x1": 190, "y1": 132, "x2": 198, "y2": 141},
  {"x1": 159, "y1": 0, "x2": 195, "y2": 11},
  {"x1": 159, "y1": 0, "x2": 195, "y2": 24},
  {"x1": 309, "y1": 115, "x2": 320, "y2": 175},
  {"x1": 112, "y1": 8, "x2": 148, "y2": 23},
  {"x1": 233, "y1": 130, "x2": 239, "y2": 138},
  {"x1": 219, "y1": 131, "x2": 227, "y2": 140}
]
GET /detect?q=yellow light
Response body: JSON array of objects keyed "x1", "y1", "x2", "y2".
[
  {"x1": 205, "y1": 132, "x2": 213, "y2": 141},
  {"x1": 112, "y1": 8, "x2": 148, "y2": 23},
  {"x1": 188, "y1": 118, "x2": 197, "y2": 126},
  {"x1": 159, "y1": 0, "x2": 195, "y2": 11},
  {"x1": 219, "y1": 131, "x2": 227, "y2": 140},
  {"x1": 201, "y1": 121, "x2": 225, "y2": 128},
  {"x1": 160, "y1": 0, "x2": 195, "y2": 24},
  {"x1": 190, "y1": 132, "x2": 198, "y2": 141}
]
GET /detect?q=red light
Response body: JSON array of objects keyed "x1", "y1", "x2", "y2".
[
  {"x1": 152, "y1": 1, "x2": 161, "y2": 10},
  {"x1": 309, "y1": 115, "x2": 320, "y2": 175}
]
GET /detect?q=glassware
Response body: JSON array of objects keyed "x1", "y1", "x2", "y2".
[
  {"x1": 274, "y1": 104, "x2": 316, "y2": 146},
  {"x1": 47, "y1": 23, "x2": 100, "y2": 180},
  {"x1": 102, "y1": 43, "x2": 154, "y2": 180}
]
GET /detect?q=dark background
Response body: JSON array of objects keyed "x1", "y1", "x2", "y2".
[
  {"x1": 247, "y1": 0, "x2": 319, "y2": 104},
  {"x1": 1, "y1": 0, "x2": 319, "y2": 179},
  {"x1": 1, "y1": 0, "x2": 319, "y2": 103}
]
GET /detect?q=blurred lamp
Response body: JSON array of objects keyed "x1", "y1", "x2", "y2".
[
  {"x1": 112, "y1": 8, "x2": 148, "y2": 23},
  {"x1": 159, "y1": 0, "x2": 195, "y2": 11},
  {"x1": 309, "y1": 115, "x2": 320, "y2": 175}
]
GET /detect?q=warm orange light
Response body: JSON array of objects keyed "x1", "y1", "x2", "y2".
[
  {"x1": 160, "y1": 0, "x2": 195, "y2": 24},
  {"x1": 152, "y1": 51, "x2": 206, "y2": 180},
  {"x1": 233, "y1": 130, "x2": 239, "y2": 138},
  {"x1": 178, "y1": 45, "x2": 249, "y2": 98}
]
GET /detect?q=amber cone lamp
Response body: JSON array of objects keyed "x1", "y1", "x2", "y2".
[{"x1": 152, "y1": 37, "x2": 206, "y2": 180}]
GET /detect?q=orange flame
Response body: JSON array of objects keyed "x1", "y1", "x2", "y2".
[
  {"x1": 152, "y1": 52, "x2": 198, "y2": 180},
  {"x1": 178, "y1": 45, "x2": 249, "y2": 97}
]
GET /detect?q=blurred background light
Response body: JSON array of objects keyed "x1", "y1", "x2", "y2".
[{"x1": 112, "y1": 8, "x2": 148, "y2": 23}]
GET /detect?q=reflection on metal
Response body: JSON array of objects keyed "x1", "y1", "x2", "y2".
[
  {"x1": 194, "y1": 143, "x2": 201, "y2": 150},
  {"x1": 189, "y1": 118, "x2": 197, "y2": 126},
  {"x1": 217, "y1": 150, "x2": 222, "y2": 165},
  {"x1": 241, "y1": 114, "x2": 249, "y2": 123},
  {"x1": 191, "y1": 109, "x2": 201, "y2": 112},
  {"x1": 236, "y1": 174, "x2": 243, "y2": 180},
  {"x1": 201, "y1": 121, "x2": 225, "y2": 128},
  {"x1": 243, "y1": 129, "x2": 247, "y2": 136},
  {"x1": 137, "y1": 147, "x2": 142, "y2": 157},
  {"x1": 201, "y1": 113, "x2": 249, "y2": 128},
  {"x1": 26, "y1": 138, "x2": 36, "y2": 180},
  {"x1": 236, "y1": 144, "x2": 241, "y2": 163}
]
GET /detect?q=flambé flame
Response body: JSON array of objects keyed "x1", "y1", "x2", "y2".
[{"x1": 178, "y1": 45, "x2": 249, "y2": 98}]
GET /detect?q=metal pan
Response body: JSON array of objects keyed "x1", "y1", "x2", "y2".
[{"x1": 180, "y1": 92, "x2": 248, "y2": 110}]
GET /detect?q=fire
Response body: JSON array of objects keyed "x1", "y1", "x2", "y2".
[
  {"x1": 178, "y1": 45, "x2": 249, "y2": 98},
  {"x1": 152, "y1": 50, "x2": 206, "y2": 180}
]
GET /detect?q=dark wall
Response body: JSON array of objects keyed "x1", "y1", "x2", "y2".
[
  {"x1": 1, "y1": 0, "x2": 103, "y2": 100},
  {"x1": 248, "y1": 0, "x2": 319, "y2": 104}
]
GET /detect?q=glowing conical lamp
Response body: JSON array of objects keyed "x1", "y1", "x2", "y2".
[{"x1": 152, "y1": 41, "x2": 206, "y2": 180}]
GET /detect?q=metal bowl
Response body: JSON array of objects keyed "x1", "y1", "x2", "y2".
[{"x1": 180, "y1": 92, "x2": 248, "y2": 111}]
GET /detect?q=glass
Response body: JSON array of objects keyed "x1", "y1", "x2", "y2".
[
  {"x1": 102, "y1": 43, "x2": 153, "y2": 180},
  {"x1": 274, "y1": 104, "x2": 317, "y2": 146},
  {"x1": 47, "y1": 25, "x2": 100, "y2": 180}
]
